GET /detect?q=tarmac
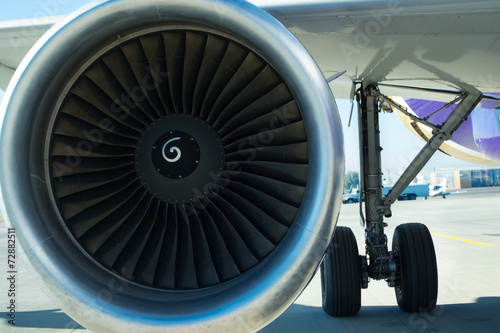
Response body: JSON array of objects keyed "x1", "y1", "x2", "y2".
[{"x1": 1, "y1": 186, "x2": 499, "y2": 332}]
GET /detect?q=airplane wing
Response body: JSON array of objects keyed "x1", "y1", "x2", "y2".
[
  {"x1": 0, "y1": 17, "x2": 62, "y2": 90},
  {"x1": 251, "y1": 0, "x2": 500, "y2": 99},
  {"x1": 2, "y1": 1, "x2": 500, "y2": 97}
]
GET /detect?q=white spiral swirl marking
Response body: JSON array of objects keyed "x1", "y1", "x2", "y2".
[{"x1": 162, "y1": 137, "x2": 182, "y2": 163}]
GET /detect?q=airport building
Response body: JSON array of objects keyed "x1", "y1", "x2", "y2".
[
  {"x1": 430, "y1": 168, "x2": 500, "y2": 189},
  {"x1": 383, "y1": 168, "x2": 500, "y2": 189}
]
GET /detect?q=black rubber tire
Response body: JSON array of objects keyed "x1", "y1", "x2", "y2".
[
  {"x1": 346, "y1": 198, "x2": 355, "y2": 204},
  {"x1": 321, "y1": 226, "x2": 361, "y2": 317},
  {"x1": 393, "y1": 223, "x2": 438, "y2": 312}
]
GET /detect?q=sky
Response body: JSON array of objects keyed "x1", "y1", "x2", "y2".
[
  {"x1": 335, "y1": 99, "x2": 482, "y2": 174},
  {"x1": 0, "y1": 0, "x2": 484, "y2": 178},
  {"x1": 0, "y1": 1, "x2": 90, "y2": 21}
]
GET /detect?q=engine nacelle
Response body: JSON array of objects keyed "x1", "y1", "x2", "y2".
[{"x1": 0, "y1": 0, "x2": 344, "y2": 331}]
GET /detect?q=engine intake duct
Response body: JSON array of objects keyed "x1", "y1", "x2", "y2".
[{"x1": 49, "y1": 29, "x2": 307, "y2": 290}]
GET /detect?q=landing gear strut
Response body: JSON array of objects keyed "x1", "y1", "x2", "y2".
[{"x1": 321, "y1": 82, "x2": 482, "y2": 316}]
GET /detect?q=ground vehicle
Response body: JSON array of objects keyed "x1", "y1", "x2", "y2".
[
  {"x1": 343, "y1": 189, "x2": 360, "y2": 203},
  {"x1": 383, "y1": 184, "x2": 430, "y2": 201},
  {"x1": 344, "y1": 184, "x2": 429, "y2": 203}
]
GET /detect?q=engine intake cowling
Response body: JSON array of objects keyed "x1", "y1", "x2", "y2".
[{"x1": 0, "y1": 0, "x2": 344, "y2": 331}]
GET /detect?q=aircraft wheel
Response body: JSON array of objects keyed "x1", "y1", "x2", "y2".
[
  {"x1": 393, "y1": 223, "x2": 438, "y2": 312},
  {"x1": 321, "y1": 226, "x2": 361, "y2": 317}
]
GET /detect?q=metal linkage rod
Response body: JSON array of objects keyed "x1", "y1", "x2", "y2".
[
  {"x1": 381, "y1": 88, "x2": 483, "y2": 217},
  {"x1": 378, "y1": 93, "x2": 441, "y2": 132}
]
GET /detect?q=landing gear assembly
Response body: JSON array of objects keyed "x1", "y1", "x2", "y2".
[{"x1": 321, "y1": 82, "x2": 483, "y2": 316}]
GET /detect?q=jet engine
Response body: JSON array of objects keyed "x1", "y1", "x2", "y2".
[{"x1": 0, "y1": 0, "x2": 344, "y2": 331}]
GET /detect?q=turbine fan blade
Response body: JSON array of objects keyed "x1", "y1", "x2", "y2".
[{"x1": 47, "y1": 30, "x2": 309, "y2": 290}]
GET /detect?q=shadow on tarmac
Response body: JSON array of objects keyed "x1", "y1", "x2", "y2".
[
  {"x1": 0, "y1": 298, "x2": 498, "y2": 331},
  {"x1": 262, "y1": 297, "x2": 500, "y2": 332},
  {"x1": 0, "y1": 309, "x2": 83, "y2": 330}
]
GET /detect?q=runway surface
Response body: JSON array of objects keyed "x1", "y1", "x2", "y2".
[{"x1": 1, "y1": 187, "x2": 499, "y2": 332}]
